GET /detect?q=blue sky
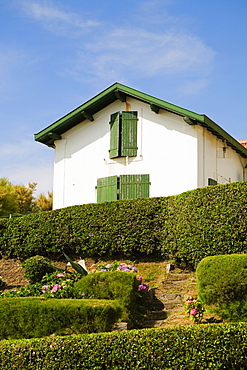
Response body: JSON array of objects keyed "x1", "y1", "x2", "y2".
[{"x1": 1, "y1": 0, "x2": 247, "y2": 195}]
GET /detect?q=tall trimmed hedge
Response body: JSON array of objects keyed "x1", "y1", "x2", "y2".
[
  {"x1": 162, "y1": 181, "x2": 247, "y2": 267},
  {"x1": 0, "y1": 323, "x2": 247, "y2": 369},
  {"x1": 1, "y1": 182, "x2": 247, "y2": 268},
  {"x1": 0, "y1": 197, "x2": 165, "y2": 259}
]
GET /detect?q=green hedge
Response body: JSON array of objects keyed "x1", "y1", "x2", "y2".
[
  {"x1": 197, "y1": 254, "x2": 247, "y2": 321},
  {"x1": 0, "y1": 197, "x2": 165, "y2": 259},
  {"x1": 161, "y1": 182, "x2": 247, "y2": 267},
  {"x1": 0, "y1": 298, "x2": 122, "y2": 339},
  {"x1": 0, "y1": 323, "x2": 246, "y2": 369},
  {"x1": 1, "y1": 182, "x2": 247, "y2": 268}
]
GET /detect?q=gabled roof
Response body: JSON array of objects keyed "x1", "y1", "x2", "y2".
[{"x1": 34, "y1": 82, "x2": 247, "y2": 158}]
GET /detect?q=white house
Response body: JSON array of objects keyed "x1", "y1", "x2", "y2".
[{"x1": 35, "y1": 83, "x2": 247, "y2": 209}]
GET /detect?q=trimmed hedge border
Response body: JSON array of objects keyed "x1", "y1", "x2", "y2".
[
  {"x1": 0, "y1": 298, "x2": 122, "y2": 339},
  {"x1": 0, "y1": 323, "x2": 246, "y2": 369},
  {"x1": 1, "y1": 181, "x2": 247, "y2": 268}
]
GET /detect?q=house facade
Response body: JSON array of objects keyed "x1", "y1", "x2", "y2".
[{"x1": 35, "y1": 83, "x2": 247, "y2": 209}]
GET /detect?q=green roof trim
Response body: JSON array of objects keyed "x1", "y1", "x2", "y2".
[{"x1": 34, "y1": 82, "x2": 247, "y2": 158}]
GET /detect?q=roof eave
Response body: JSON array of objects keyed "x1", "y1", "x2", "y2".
[{"x1": 34, "y1": 82, "x2": 247, "y2": 158}]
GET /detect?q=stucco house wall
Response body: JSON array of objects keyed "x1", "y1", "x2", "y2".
[
  {"x1": 53, "y1": 98, "x2": 200, "y2": 208},
  {"x1": 34, "y1": 83, "x2": 247, "y2": 210}
]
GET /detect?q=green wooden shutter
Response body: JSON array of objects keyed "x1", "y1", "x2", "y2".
[
  {"x1": 121, "y1": 111, "x2": 138, "y2": 157},
  {"x1": 109, "y1": 112, "x2": 120, "y2": 158},
  {"x1": 97, "y1": 176, "x2": 118, "y2": 202},
  {"x1": 119, "y1": 174, "x2": 150, "y2": 200}
]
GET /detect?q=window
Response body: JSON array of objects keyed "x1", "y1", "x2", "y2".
[
  {"x1": 96, "y1": 174, "x2": 150, "y2": 202},
  {"x1": 208, "y1": 178, "x2": 217, "y2": 186},
  {"x1": 109, "y1": 111, "x2": 138, "y2": 158}
]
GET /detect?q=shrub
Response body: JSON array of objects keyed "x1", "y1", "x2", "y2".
[
  {"x1": 21, "y1": 255, "x2": 54, "y2": 283},
  {"x1": 0, "y1": 323, "x2": 247, "y2": 369},
  {"x1": 1, "y1": 271, "x2": 81, "y2": 299},
  {"x1": 196, "y1": 254, "x2": 247, "y2": 321},
  {"x1": 74, "y1": 271, "x2": 148, "y2": 323},
  {"x1": 0, "y1": 297, "x2": 122, "y2": 339},
  {"x1": 0, "y1": 197, "x2": 165, "y2": 259},
  {"x1": 161, "y1": 182, "x2": 247, "y2": 267},
  {"x1": 1, "y1": 181, "x2": 247, "y2": 268}
]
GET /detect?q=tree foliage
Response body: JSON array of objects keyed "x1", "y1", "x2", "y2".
[
  {"x1": 36, "y1": 192, "x2": 53, "y2": 212},
  {"x1": 0, "y1": 178, "x2": 18, "y2": 216},
  {"x1": 0, "y1": 178, "x2": 52, "y2": 216}
]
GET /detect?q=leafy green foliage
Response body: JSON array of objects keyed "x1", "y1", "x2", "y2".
[
  {"x1": 161, "y1": 182, "x2": 247, "y2": 267},
  {"x1": 0, "y1": 297, "x2": 122, "y2": 339},
  {"x1": 1, "y1": 181, "x2": 247, "y2": 268},
  {"x1": 1, "y1": 271, "x2": 81, "y2": 299},
  {"x1": 74, "y1": 271, "x2": 146, "y2": 323},
  {"x1": 197, "y1": 254, "x2": 247, "y2": 321},
  {"x1": 184, "y1": 298, "x2": 205, "y2": 323},
  {"x1": 21, "y1": 255, "x2": 54, "y2": 283},
  {"x1": 0, "y1": 178, "x2": 18, "y2": 216},
  {"x1": 63, "y1": 253, "x2": 88, "y2": 276},
  {"x1": 0, "y1": 197, "x2": 165, "y2": 259},
  {"x1": 0, "y1": 323, "x2": 247, "y2": 369}
]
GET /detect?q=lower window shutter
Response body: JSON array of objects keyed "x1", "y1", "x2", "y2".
[
  {"x1": 119, "y1": 174, "x2": 150, "y2": 200},
  {"x1": 121, "y1": 111, "x2": 138, "y2": 157},
  {"x1": 97, "y1": 176, "x2": 118, "y2": 202}
]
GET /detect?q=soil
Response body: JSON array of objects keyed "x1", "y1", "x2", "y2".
[{"x1": 0, "y1": 258, "x2": 221, "y2": 328}]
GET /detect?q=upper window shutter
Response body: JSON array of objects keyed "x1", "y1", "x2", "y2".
[
  {"x1": 109, "y1": 112, "x2": 120, "y2": 158},
  {"x1": 121, "y1": 111, "x2": 138, "y2": 157},
  {"x1": 97, "y1": 176, "x2": 118, "y2": 202},
  {"x1": 119, "y1": 174, "x2": 150, "y2": 200}
]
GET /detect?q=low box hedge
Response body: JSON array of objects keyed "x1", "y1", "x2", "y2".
[
  {"x1": 0, "y1": 297, "x2": 122, "y2": 339},
  {"x1": 0, "y1": 323, "x2": 246, "y2": 369}
]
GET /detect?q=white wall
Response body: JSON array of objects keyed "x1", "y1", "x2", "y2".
[
  {"x1": 52, "y1": 98, "x2": 245, "y2": 209},
  {"x1": 197, "y1": 125, "x2": 245, "y2": 188}
]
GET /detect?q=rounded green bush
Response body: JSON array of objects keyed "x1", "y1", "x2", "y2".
[
  {"x1": 22, "y1": 255, "x2": 54, "y2": 283},
  {"x1": 196, "y1": 254, "x2": 247, "y2": 321}
]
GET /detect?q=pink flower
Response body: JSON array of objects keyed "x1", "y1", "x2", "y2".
[
  {"x1": 56, "y1": 273, "x2": 66, "y2": 277},
  {"x1": 138, "y1": 283, "x2": 149, "y2": 292},
  {"x1": 137, "y1": 275, "x2": 143, "y2": 283},
  {"x1": 42, "y1": 285, "x2": 49, "y2": 294},
  {"x1": 51, "y1": 284, "x2": 62, "y2": 293},
  {"x1": 105, "y1": 264, "x2": 112, "y2": 269},
  {"x1": 190, "y1": 308, "x2": 198, "y2": 315}
]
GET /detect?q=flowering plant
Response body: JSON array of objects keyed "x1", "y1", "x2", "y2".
[
  {"x1": 184, "y1": 297, "x2": 205, "y2": 323},
  {"x1": 96, "y1": 261, "x2": 137, "y2": 273},
  {"x1": 1, "y1": 271, "x2": 81, "y2": 299},
  {"x1": 96, "y1": 261, "x2": 148, "y2": 292}
]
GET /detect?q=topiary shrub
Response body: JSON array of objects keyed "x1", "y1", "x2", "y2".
[
  {"x1": 22, "y1": 255, "x2": 54, "y2": 283},
  {"x1": 196, "y1": 254, "x2": 247, "y2": 321},
  {"x1": 74, "y1": 271, "x2": 147, "y2": 323}
]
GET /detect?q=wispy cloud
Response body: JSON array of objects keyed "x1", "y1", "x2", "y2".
[
  {"x1": 74, "y1": 27, "x2": 215, "y2": 94},
  {"x1": 15, "y1": 0, "x2": 215, "y2": 96},
  {"x1": 18, "y1": 0, "x2": 99, "y2": 36}
]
